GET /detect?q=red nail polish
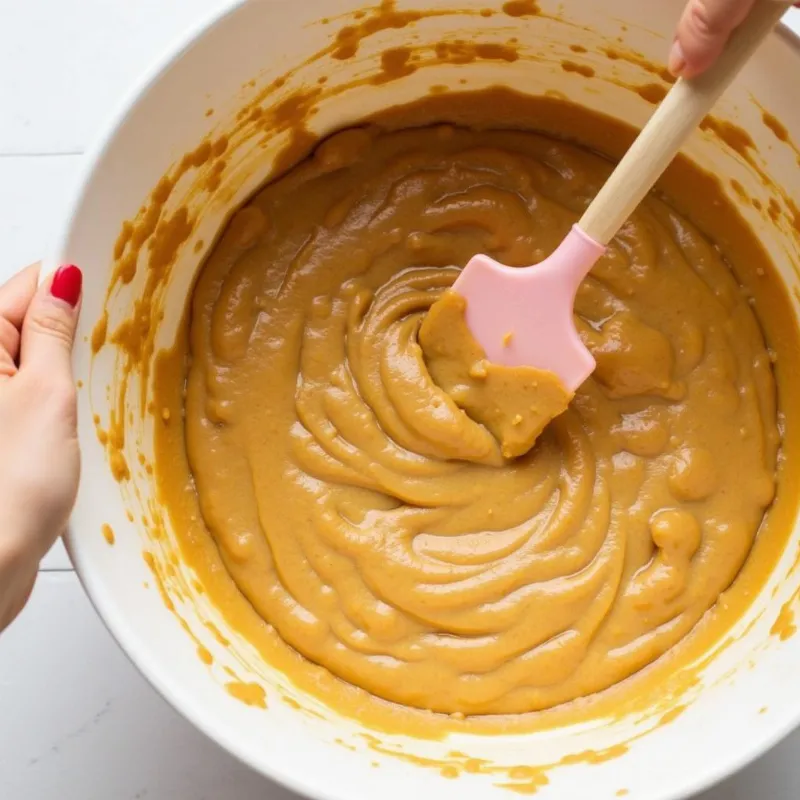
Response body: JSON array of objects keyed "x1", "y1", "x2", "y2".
[{"x1": 50, "y1": 264, "x2": 83, "y2": 308}]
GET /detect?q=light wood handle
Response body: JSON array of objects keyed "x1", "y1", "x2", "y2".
[{"x1": 578, "y1": 0, "x2": 790, "y2": 246}]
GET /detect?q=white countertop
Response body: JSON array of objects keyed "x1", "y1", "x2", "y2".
[{"x1": 2, "y1": 2, "x2": 800, "y2": 797}]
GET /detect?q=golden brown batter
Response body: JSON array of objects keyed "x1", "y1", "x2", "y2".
[
  {"x1": 419, "y1": 289, "x2": 572, "y2": 460},
  {"x1": 157, "y1": 107, "x2": 780, "y2": 717}
]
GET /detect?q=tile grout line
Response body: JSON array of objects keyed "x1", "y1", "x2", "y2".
[{"x1": 0, "y1": 151, "x2": 85, "y2": 159}]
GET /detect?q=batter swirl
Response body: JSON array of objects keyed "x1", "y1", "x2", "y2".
[{"x1": 175, "y1": 121, "x2": 777, "y2": 715}]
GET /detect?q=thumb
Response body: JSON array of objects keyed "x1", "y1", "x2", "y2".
[
  {"x1": 19, "y1": 264, "x2": 83, "y2": 378},
  {"x1": 670, "y1": 0, "x2": 756, "y2": 78}
]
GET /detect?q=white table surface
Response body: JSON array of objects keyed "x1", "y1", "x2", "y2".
[{"x1": 2, "y1": 1, "x2": 800, "y2": 798}]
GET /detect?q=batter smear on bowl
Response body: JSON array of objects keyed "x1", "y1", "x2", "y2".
[{"x1": 154, "y1": 98, "x2": 782, "y2": 717}]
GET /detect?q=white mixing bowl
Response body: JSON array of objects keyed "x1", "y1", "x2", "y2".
[{"x1": 57, "y1": 1, "x2": 800, "y2": 798}]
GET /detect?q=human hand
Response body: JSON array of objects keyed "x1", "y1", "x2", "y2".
[
  {"x1": 0, "y1": 264, "x2": 82, "y2": 632},
  {"x1": 670, "y1": 0, "x2": 798, "y2": 78}
]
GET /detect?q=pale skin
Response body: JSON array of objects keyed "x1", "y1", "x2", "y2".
[
  {"x1": 669, "y1": 0, "x2": 799, "y2": 77},
  {"x1": 0, "y1": 0, "x2": 791, "y2": 633},
  {"x1": 0, "y1": 264, "x2": 81, "y2": 632}
]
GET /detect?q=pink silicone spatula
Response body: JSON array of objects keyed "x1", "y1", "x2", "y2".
[{"x1": 453, "y1": 0, "x2": 789, "y2": 392}]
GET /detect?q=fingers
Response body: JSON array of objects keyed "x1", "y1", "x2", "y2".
[
  {"x1": 669, "y1": 0, "x2": 797, "y2": 78},
  {"x1": 0, "y1": 263, "x2": 40, "y2": 378},
  {"x1": 0, "y1": 263, "x2": 40, "y2": 328},
  {"x1": 19, "y1": 264, "x2": 83, "y2": 385},
  {"x1": 670, "y1": 0, "x2": 757, "y2": 78}
]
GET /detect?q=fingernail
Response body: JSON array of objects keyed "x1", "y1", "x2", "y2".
[
  {"x1": 668, "y1": 39, "x2": 686, "y2": 77},
  {"x1": 50, "y1": 264, "x2": 83, "y2": 308}
]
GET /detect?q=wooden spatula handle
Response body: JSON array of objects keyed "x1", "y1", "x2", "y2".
[{"x1": 578, "y1": 0, "x2": 790, "y2": 247}]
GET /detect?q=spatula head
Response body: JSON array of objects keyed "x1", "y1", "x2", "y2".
[{"x1": 451, "y1": 226, "x2": 605, "y2": 392}]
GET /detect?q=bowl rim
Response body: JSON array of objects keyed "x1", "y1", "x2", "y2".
[{"x1": 58, "y1": 3, "x2": 800, "y2": 799}]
